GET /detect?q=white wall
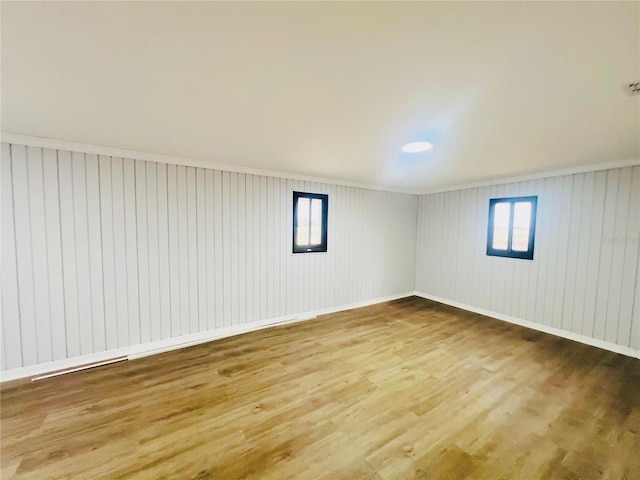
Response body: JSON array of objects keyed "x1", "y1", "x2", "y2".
[
  {"x1": 3, "y1": 137, "x2": 637, "y2": 377},
  {"x1": 1, "y1": 142, "x2": 418, "y2": 372},
  {"x1": 415, "y1": 166, "x2": 640, "y2": 354}
]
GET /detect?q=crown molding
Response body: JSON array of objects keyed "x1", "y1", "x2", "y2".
[
  {"x1": 417, "y1": 158, "x2": 640, "y2": 195},
  {"x1": 0, "y1": 132, "x2": 421, "y2": 195},
  {"x1": 2, "y1": 132, "x2": 637, "y2": 197}
]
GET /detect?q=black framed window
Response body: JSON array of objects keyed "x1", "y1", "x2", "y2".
[
  {"x1": 487, "y1": 196, "x2": 537, "y2": 260},
  {"x1": 293, "y1": 191, "x2": 328, "y2": 253}
]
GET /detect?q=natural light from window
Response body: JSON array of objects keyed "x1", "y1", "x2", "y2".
[
  {"x1": 487, "y1": 196, "x2": 536, "y2": 260},
  {"x1": 512, "y1": 202, "x2": 532, "y2": 251},
  {"x1": 296, "y1": 197, "x2": 323, "y2": 246},
  {"x1": 492, "y1": 202, "x2": 511, "y2": 250}
]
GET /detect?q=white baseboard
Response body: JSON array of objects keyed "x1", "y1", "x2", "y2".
[
  {"x1": 0, "y1": 291, "x2": 414, "y2": 382},
  {"x1": 413, "y1": 291, "x2": 640, "y2": 359}
]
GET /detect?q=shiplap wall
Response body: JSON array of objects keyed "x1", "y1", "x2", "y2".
[
  {"x1": 415, "y1": 166, "x2": 640, "y2": 352},
  {"x1": 1, "y1": 142, "x2": 417, "y2": 371}
]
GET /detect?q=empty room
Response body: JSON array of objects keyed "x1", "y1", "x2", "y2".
[{"x1": 1, "y1": 1, "x2": 639, "y2": 479}]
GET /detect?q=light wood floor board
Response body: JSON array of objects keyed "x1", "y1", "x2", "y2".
[{"x1": 1, "y1": 297, "x2": 639, "y2": 479}]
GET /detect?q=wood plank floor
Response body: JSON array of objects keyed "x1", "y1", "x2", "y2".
[{"x1": 1, "y1": 297, "x2": 639, "y2": 479}]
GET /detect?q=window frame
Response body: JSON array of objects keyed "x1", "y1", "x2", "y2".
[
  {"x1": 292, "y1": 191, "x2": 328, "y2": 254},
  {"x1": 486, "y1": 195, "x2": 537, "y2": 260}
]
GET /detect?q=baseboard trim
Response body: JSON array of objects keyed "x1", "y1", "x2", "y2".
[
  {"x1": 413, "y1": 291, "x2": 640, "y2": 359},
  {"x1": 0, "y1": 291, "x2": 414, "y2": 382}
]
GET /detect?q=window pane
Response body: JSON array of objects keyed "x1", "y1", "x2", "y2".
[
  {"x1": 309, "y1": 198, "x2": 323, "y2": 245},
  {"x1": 512, "y1": 202, "x2": 531, "y2": 251},
  {"x1": 492, "y1": 202, "x2": 510, "y2": 250},
  {"x1": 296, "y1": 197, "x2": 310, "y2": 246}
]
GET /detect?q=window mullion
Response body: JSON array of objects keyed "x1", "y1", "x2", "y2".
[
  {"x1": 507, "y1": 200, "x2": 515, "y2": 252},
  {"x1": 307, "y1": 201, "x2": 312, "y2": 245}
]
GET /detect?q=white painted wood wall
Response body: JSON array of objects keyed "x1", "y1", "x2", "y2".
[
  {"x1": 1, "y1": 142, "x2": 418, "y2": 371},
  {"x1": 415, "y1": 166, "x2": 640, "y2": 352}
]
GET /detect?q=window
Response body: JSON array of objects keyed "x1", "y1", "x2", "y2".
[
  {"x1": 293, "y1": 191, "x2": 328, "y2": 253},
  {"x1": 486, "y1": 196, "x2": 537, "y2": 260}
]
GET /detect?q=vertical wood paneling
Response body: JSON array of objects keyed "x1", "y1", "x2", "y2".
[
  {"x1": 237, "y1": 173, "x2": 247, "y2": 323},
  {"x1": 245, "y1": 175, "x2": 255, "y2": 322},
  {"x1": 259, "y1": 176, "x2": 268, "y2": 319},
  {"x1": 367, "y1": 190, "x2": 377, "y2": 300},
  {"x1": 71, "y1": 152, "x2": 94, "y2": 355},
  {"x1": 588, "y1": 170, "x2": 610, "y2": 339},
  {"x1": 415, "y1": 167, "x2": 639, "y2": 353},
  {"x1": 110, "y1": 157, "x2": 130, "y2": 347},
  {"x1": 465, "y1": 189, "x2": 478, "y2": 307},
  {"x1": 213, "y1": 170, "x2": 224, "y2": 329},
  {"x1": 280, "y1": 179, "x2": 288, "y2": 314},
  {"x1": 2, "y1": 143, "x2": 23, "y2": 369},
  {"x1": 146, "y1": 162, "x2": 162, "y2": 342},
  {"x1": 156, "y1": 164, "x2": 172, "y2": 339},
  {"x1": 471, "y1": 188, "x2": 486, "y2": 309},
  {"x1": 204, "y1": 169, "x2": 216, "y2": 330},
  {"x1": 550, "y1": 175, "x2": 572, "y2": 330},
  {"x1": 535, "y1": 178, "x2": 554, "y2": 327},
  {"x1": 447, "y1": 190, "x2": 460, "y2": 302},
  {"x1": 272, "y1": 178, "x2": 281, "y2": 315},
  {"x1": 562, "y1": 174, "x2": 583, "y2": 333},
  {"x1": 430, "y1": 192, "x2": 441, "y2": 297},
  {"x1": 222, "y1": 171, "x2": 232, "y2": 326},
  {"x1": 418, "y1": 194, "x2": 428, "y2": 293},
  {"x1": 229, "y1": 173, "x2": 239, "y2": 324},
  {"x1": 571, "y1": 172, "x2": 595, "y2": 335},
  {"x1": 12, "y1": 145, "x2": 39, "y2": 365},
  {"x1": 5, "y1": 138, "x2": 634, "y2": 372},
  {"x1": 2, "y1": 142, "x2": 417, "y2": 372},
  {"x1": 619, "y1": 167, "x2": 640, "y2": 348},
  {"x1": 123, "y1": 159, "x2": 140, "y2": 345},
  {"x1": 356, "y1": 187, "x2": 365, "y2": 302},
  {"x1": 85, "y1": 154, "x2": 106, "y2": 352},
  {"x1": 42, "y1": 149, "x2": 67, "y2": 360},
  {"x1": 176, "y1": 166, "x2": 190, "y2": 335},
  {"x1": 455, "y1": 189, "x2": 469, "y2": 304},
  {"x1": 166, "y1": 164, "x2": 181, "y2": 337},
  {"x1": 253, "y1": 177, "x2": 264, "y2": 318},
  {"x1": 26, "y1": 147, "x2": 53, "y2": 363},
  {"x1": 58, "y1": 150, "x2": 81, "y2": 357},
  {"x1": 98, "y1": 155, "x2": 118, "y2": 350},
  {"x1": 135, "y1": 160, "x2": 151, "y2": 343},
  {"x1": 482, "y1": 188, "x2": 498, "y2": 308},
  {"x1": 415, "y1": 195, "x2": 425, "y2": 294},
  {"x1": 266, "y1": 177, "x2": 275, "y2": 317},
  {"x1": 196, "y1": 168, "x2": 207, "y2": 331},
  {"x1": 186, "y1": 167, "x2": 198, "y2": 333},
  {"x1": 604, "y1": 168, "x2": 631, "y2": 344}
]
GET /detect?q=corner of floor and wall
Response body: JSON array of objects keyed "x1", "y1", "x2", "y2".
[
  {"x1": 1, "y1": 135, "x2": 639, "y2": 382},
  {"x1": 413, "y1": 164, "x2": 640, "y2": 361}
]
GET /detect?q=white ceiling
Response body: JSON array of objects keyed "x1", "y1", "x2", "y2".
[{"x1": 2, "y1": 1, "x2": 638, "y2": 192}]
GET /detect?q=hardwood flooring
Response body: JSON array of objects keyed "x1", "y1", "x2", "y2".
[{"x1": 1, "y1": 297, "x2": 639, "y2": 479}]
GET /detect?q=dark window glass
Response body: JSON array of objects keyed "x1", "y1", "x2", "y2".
[
  {"x1": 293, "y1": 191, "x2": 328, "y2": 253},
  {"x1": 487, "y1": 196, "x2": 537, "y2": 260}
]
